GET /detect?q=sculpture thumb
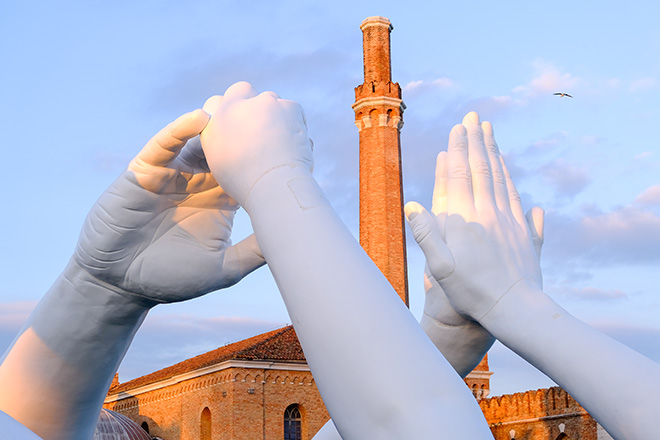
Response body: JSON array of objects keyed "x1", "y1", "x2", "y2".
[
  {"x1": 405, "y1": 201, "x2": 455, "y2": 280},
  {"x1": 525, "y1": 206, "x2": 545, "y2": 260},
  {"x1": 202, "y1": 95, "x2": 223, "y2": 115}
]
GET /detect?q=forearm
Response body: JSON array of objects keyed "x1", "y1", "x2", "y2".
[
  {"x1": 0, "y1": 260, "x2": 150, "y2": 440},
  {"x1": 480, "y1": 279, "x2": 659, "y2": 440},
  {"x1": 244, "y1": 166, "x2": 491, "y2": 439}
]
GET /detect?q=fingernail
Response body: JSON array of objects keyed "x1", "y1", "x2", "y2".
[
  {"x1": 404, "y1": 202, "x2": 421, "y2": 221},
  {"x1": 462, "y1": 111, "x2": 480, "y2": 126},
  {"x1": 481, "y1": 121, "x2": 493, "y2": 136},
  {"x1": 451, "y1": 123, "x2": 467, "y2": 136}
]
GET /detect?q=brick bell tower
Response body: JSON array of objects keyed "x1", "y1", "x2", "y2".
[
  {"x1": 352, "y1": 16, "x2": 491, "y2": 393},
  {"x1": 352, "y1": 16, "x2": 409, "y2": 305}
]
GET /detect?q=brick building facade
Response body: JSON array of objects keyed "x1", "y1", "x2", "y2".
[
  {"x1": 104, "y1": 327, "x2": 328, "y2": 440},
  {"x1": 104, "y1": 16, "x2": 615, "y2": 440},
  {"x1": 104, "y1": 326, "x2": 609, "y2": 439}
]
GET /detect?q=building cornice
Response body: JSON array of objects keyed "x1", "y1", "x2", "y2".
[
  {"x1": 352, "y1": 96, "x2": 406, "y2": 113},
  {"x1": 360, "y1": 16, "x2": 393, "y2": 31},
  {"x1": 105, "y1": 360, "x2": 310, "y2": 403},
  {"x1": 465, "y1": 371, "x2": 494, "y2": 380}
]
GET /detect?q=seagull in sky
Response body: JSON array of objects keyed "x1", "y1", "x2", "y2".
[{"x1": 553, "y1": 92, "x2": 573, "y2": 98}]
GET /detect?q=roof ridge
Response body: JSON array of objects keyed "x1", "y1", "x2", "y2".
[
  {"x1": 232, "y1": 325, "x2": 295, "y2": 358},
  {"x1": 111, "y1": 325, "x2": 294, "y2": 394}
]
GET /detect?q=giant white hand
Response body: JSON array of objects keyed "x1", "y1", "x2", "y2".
[
  {"x1": 412, "y1": 150, "x2": 492, "y2": 376},
  {"x1": 200, "y1": 81, "x2": 313, "y2": 207},
  {"x1": 75, "y1": 108, "x2": 265, "y2": 303},
  {"x1": 406, "y1": 112, "x2": 544, "y2": 322},
  {"x1": 0, "y1": 106, "x2": 267, "y2": 440}
]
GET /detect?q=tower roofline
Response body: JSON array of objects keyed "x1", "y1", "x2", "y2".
[{"x1": 360, "y1": 16, "x2": 393, "y2": 31}]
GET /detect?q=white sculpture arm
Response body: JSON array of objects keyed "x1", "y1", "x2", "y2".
[
  {"x1": 406, "y1": 111, "x2": 660, "y2": 440},
  {"x1": 201, "y1": 82, "x2": 493, "y2": 440},
  {"x1": 420, "y1": 146, "x2": 544, "y2": 377},
  {"x1": 0, "y1": 109, "x2": 265, "y2": 440},
  {"x1": 310, "y1": 116, "x2": 546, "y2": 440}
]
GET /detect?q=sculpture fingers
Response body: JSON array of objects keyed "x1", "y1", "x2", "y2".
[
  {"x1": 202, "y1": 95, "x2": 223, "y2": 115},
  {"x1": 525, "y1": 206, "x2": 545, "y2": 260},
  {"x1": 500, "y1": 154, "x2": 526, "y2": 226},
  {"x1": 201, "y1": 82, "x2": 313, "y2": 206},
  {"x1": 463, "y1": 112, "x2": 496, "y2": 212},
  {"x1": 221, "y1": 81, "x2": 259, "y2": 104},
  {"x1": 176, "y1": 137, "x2": 212, "y2": 173},
  {"x1": 218, "y1": 234, "x2": 266, "y2": 288},
  {"x1": 133, "y1": 109, "x2": 210, "y2": 168},
  {"x1": 482, "y1": 120, "x2": 510, "y2": 212},
  {"x1": 404, "y1": 201, "x2": 455, "y2": 280},
  {"x1": 431, "y1": 151, "x2": 448, "y2": 216},
  {"x1": 446, "y1": 123, "x2": 474, "y2": 215}
]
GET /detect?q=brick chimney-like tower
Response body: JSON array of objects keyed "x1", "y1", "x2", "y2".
[{"x1": 352, "y1": 16, "x2": 409, "y2": 305}]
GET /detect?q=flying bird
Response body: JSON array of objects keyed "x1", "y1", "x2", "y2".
[{"x1": 553, "y1": 92, "x2": 573, "y2": 98}]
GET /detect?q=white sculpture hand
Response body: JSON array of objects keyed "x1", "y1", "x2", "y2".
[
  {"x1": 75, "y1": 108, "x2": 264, "y2": 303},
  {"x1": 200, "y1": 81, "x2": 313, "y2": 206},
  {"x1": 406, "y1": 112, "x2": 544, "y2": 322}
]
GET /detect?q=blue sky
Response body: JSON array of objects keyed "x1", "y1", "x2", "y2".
[{"x1": 1, "y1": 1, "x2": 659, "y2": 396}]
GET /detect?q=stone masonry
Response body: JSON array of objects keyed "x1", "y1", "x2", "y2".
[{"x1": 352, "y1": 16, "x2": 409, "y2": 305}]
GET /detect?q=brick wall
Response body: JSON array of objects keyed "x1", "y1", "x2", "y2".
[
  {"x1": 353, "y1": 16, "x2": 408, "y2": 304},
  {"x1": 481, "y1": 386, "x2": 597, "y2": 440},
  {"x1": 105, "y1": 367, "x2": 329, "y2": 440}
]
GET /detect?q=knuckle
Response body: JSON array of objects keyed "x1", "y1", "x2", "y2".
[
  {"x1": 412, "y1": 219, "x2": 433, "y2": 243},
  {"x1": 451, "y1": 139, "x2": 468, "y2": 152},
  {"x1": 492, "y1": 170, "x2": 506, "y2": 184},
  {"x1": 449, "y1": 166, "x2": 471, "y2": 181},
  {"x1": 486, "y1": 140, "x2": 500, "y2": 155},
  {"x1": 472, "y1": 161, "x2": 492, "y2": 177}
]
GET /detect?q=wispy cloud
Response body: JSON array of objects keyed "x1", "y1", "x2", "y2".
[
  {"x1": 403, "y1": 77, "x2": 455, "y2": 94},
  {"x1": 547, "y1": 285, "x2": 628, "y2": 301},
  {"x1": 512, "y1": 59, "x2": 580, "y2": 98},
  {"x1": 0, "y1": 301, "x2": 36, "y2": 357},
  {"x1": 634, "y1": 151, "x2": 654, "y2": 161},
  {"x1": 634, "y1": 184, "x2": 660, "y2": 206},
  {"x1": 629, "y1": 76, "x2": 658, "y2": 93},
  {"x1": 539, "y1": 159, "x2": 591, "y2": 198},
  {"x1": 118, "y1": 313, "x2": 285, "y2": 382},
  {"x1": 0, "y1": 301, "x2": 36, "y2": 329},
  {"x1": 543, "y1": 184, "x2": 660, "y2": 268},
  {"x1": 592, "y1": 322, "x2": 660, "y2": 364}
]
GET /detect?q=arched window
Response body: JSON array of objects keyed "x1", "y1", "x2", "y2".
[
  {"x1": 284, "y1": 404, "x2": 302, "y2": 440},
  {"x1": 141, "y1": 421, "x2": 150, "y2": 434},
  {"x1": 201, "y1": 407, "x2": 212, "y2": 440}
]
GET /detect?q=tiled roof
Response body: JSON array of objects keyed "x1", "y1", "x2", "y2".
[{"x1": 111, "y1": 326, "x2": 305, "y2": 394}]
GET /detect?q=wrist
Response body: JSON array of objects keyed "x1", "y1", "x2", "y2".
[
  {"x1": 64, "y1": 259, "x2": 157, "y2": 309},
  {"x1": 28, "y1": 259, "x2": 152, "y2": 364},
  {"x1": 243, "y1": 164, "x2": 326, "y2": 218},
  {"x1": 479, "y1": 278, "x2": 558, "y2": 342}
]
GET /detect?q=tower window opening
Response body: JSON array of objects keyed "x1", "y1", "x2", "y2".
[
  {"x1": 284, "y1": 404, "x2": 302, "y2": 440},
  {"x1": 201, "y1": 407, "x2": 212, "y2": 440}
]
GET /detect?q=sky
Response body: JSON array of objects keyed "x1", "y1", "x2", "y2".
[{"x1": 1, "y1": 0, "x2": 659, "y2": 397}]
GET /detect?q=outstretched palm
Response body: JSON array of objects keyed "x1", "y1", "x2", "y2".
[{"x1": 74, "y1": 109, "x2": 263, "y2": 303}]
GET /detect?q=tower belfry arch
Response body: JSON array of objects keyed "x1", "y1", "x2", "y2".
[{"x1": 352, "y1": 16, "x2": 409, "y2": 305}]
